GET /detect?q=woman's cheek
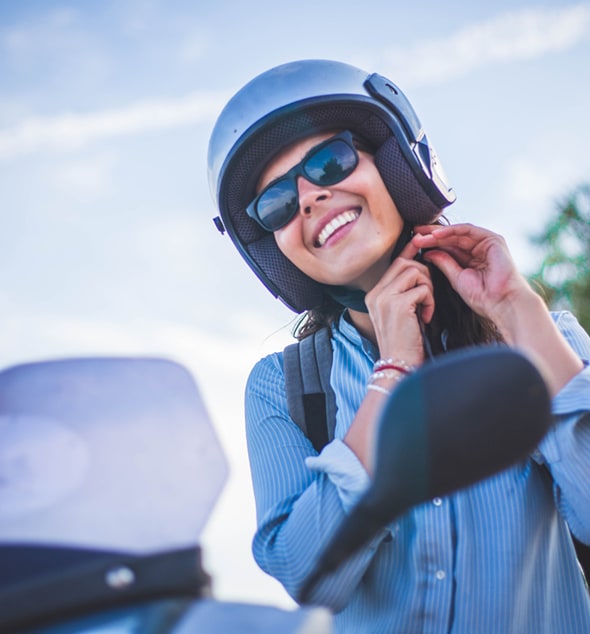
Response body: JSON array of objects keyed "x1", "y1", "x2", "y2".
[{"x1": 274, "y1": 224, "x2": 304, "y2": 264}]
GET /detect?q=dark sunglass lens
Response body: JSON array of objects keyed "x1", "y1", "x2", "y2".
[
  {"x1": 256, "y1": 179, "x2": 299, "y2": 230},
  {"x1": 304, "y1": 140, "x2": 357, "y2": 185}
]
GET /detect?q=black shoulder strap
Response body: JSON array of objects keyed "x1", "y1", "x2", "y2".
[{"x1": 283, "y1": 327, "x2": 337, "y2": 453}]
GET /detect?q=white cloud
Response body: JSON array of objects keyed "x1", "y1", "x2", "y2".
[
  {"x1": 377, "y1": 4, "x2": 590, "y2": 85},
  {"x1": 4, "y1": 5, "x2": 589, "y2": 162},
  {"x1": 0, "y1": 91, "x2": 227, "y2": 160}
]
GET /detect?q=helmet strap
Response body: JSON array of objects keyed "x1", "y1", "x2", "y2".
[{"x1": 325, "y1": 285, "x2": 369, "y2": 312}]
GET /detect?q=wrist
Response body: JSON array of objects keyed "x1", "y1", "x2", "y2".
[
  {"x1": 490, "y1": 289, "x2": 583, "y2": 396},
  {"x1": 367, "y1": 358, "x2": 416, "y2": 396},
  {"x1": 490, "y1": 286, "x2": 544, "y2": 344}
]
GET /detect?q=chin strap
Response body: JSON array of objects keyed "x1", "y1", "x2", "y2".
[
  {"x1": 325, "y1": 285, "x2": 369, "y2": 312},
  {"x1": 325, "y1": 223, "x2": 414, "y2": 313}
]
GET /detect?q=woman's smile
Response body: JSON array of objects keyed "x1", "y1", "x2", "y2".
[
  {"x1": 315, "y1": 207, "x2": 361, "y2": 247},
  {"x1": 263, "y1": 131, "x2": 405, "y2": 290}
]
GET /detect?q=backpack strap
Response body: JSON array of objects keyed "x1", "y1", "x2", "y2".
[{"x1": 283, "y1": 327, "x2": 337, "y2": 453}]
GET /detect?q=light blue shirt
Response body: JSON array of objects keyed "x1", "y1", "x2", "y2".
[{"x1": 245, "y1": 311, "x2": 590, "y2": 633}]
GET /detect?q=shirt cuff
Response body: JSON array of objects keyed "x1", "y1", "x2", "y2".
[
  {"x1": 305, "y1": 438, "x2": 370, "y2": 512},
  {"x1": 537, "y1": 363, "x2": 590, "y2": 465},
  {"x1": 552, "y1": 361, "x2": 590, "y2": 416}
]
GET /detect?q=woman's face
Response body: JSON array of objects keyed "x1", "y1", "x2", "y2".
[{"x1": 258, "y1": 132, "x2": 405, "y2": 291}]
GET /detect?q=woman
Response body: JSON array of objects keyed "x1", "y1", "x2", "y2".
[{"x1": 207, "y1": 60, "x2": 590, "y2": 633}]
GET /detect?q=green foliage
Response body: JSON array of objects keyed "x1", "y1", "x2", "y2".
[{"x1": 528, "y1": 184, "x2": 590, "y2": 332}]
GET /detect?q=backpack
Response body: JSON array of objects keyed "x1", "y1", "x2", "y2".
[
  {"x1": 283, "y1": 327, "x2": 336, "y2": 453},
  {"x1": 282, "y1": 326, "x2": 590, "y2": 584}
]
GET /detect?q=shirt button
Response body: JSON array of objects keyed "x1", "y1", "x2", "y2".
[
  {"x1": 432, "y1": 497, "x2": 442, "y2": 506},
  {"x1": 435, "y1": 570, "x2": 446, "y2": 581}
]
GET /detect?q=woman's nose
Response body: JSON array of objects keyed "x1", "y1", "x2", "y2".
[{"x1": 297, "y1": 176, "x2": 331, "y2": 215}]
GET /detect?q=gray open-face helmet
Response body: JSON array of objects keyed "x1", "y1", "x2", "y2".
[{"x1": 208, "y1": 59, "x2": 456, "y2": 313}]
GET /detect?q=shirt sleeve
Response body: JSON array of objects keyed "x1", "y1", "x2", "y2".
[
  {"x1": 245, "y1": 353, "x2": 387, "y2": 609},
  {"x1": 536, "y1": 311, "x2": 590, "y2": 543},
  {"x1": 305, "y1": 439, "x2": 371, "y2": 512}
]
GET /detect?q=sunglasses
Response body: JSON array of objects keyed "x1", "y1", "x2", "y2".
[{"x1": 246, "y1": 130, "x2": 360, "y2": 232}]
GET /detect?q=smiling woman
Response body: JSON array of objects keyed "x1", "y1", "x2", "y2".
[
  {"x1": 268, "y1": 130, "x2": 405, "y2": 292},
  {"x1": 2, "y1": 1, "x2": 590, "y2": 620},
  {"x1": 207, "y1": 59, "x2": 590, "y2": 633}
]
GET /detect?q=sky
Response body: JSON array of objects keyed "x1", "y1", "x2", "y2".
[{"x1": 1, "y1": 0, "x2": 590, "y2": 611}]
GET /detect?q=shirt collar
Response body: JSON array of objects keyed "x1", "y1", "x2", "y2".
[{"x1": 337, "y1": 311, "x2": 379, "y2": 361}]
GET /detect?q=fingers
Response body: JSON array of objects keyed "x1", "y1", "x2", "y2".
[
  {"x1": 372, "y1": 270, "x2": 435, "y2": 317},
  {"x1": 410, "y1": 223, "x2": 527, "y2": 319},
  {"x1": 366, "y1": 256, "x2": 435, "y2": 324},
  {"x1": 412, "y1": 223, "x2": 503, "y2": 257},
  {"x1": 414, "y1": 223, "x2": 512, "y2": 273},
  {"x1": 419, "y1": 248, "x2": 463, "y2": 293},
  {"x1": 413, "y1": 222, "x2": 496, "y2": 243},
  {"x1": 363, "y1": 241, "x2": 437, "y2": 365},
  {"x1": 397, "y1": 238, "x2": 421, "y2": 260},
  {"x1": 373, "y1": 252, "x2": 433, "y2": 299},
  {"x1": 411, "y1": 282, "x2": 435, "y2": 324}
]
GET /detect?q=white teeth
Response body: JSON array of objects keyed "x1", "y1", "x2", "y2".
[{"x1": 317, "y1": 210, "x2": 360, "y2": 246}]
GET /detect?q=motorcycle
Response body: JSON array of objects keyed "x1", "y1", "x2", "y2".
[{"x1": 0, "y1": 347, "x2": 551, "y2": 632}]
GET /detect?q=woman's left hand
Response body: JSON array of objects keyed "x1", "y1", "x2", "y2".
[
  {"x1": 411, "y1": 223, "x2": 528, "y2": 322},
  {"x1": 412, "y1": 222, "x2": 584, "y2": 397}
]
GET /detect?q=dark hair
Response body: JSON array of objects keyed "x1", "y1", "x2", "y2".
[
  {"x1": 293, "y1": 218, "x2": 504, "y2": 353},
  {"x1": 422, "y1": 261, "x2": 504, "y2": 353},
  {"x1": 293, "y1": 295, "x2": 344, "y2": 340}
]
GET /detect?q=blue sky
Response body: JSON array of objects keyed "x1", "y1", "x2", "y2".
[{"x1": 1, "y1": 0, "x2": 590, "y2": 608}]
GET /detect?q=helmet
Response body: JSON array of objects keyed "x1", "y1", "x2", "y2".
[{"x1": 207, "y1": 59, "x2": 456, "y2": 313}]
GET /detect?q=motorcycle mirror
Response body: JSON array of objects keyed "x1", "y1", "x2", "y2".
[{"x1": 299, "y1": 346, "x2": 552, "y2": 603}]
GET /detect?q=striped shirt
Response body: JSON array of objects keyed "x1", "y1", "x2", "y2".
[{"x1": 245, "y1": 311, "x2": 590, "y2": 633}]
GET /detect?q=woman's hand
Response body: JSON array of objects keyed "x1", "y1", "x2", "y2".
[
  {"x1": 412, "y1": 222, "x2": 583, "y2": 396},
  {"x1": 345, "y1": 239, "x2": 434, "y2": 472},
  {"x1": 411, "y1": 223, "x2": 529, "y2": 323},
  {"x1": 364, "y1": 239, "x2": 434, "y2": 367}
]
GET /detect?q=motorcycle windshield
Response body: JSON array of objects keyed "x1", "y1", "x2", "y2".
[{"x1": 0, "y1": 357, "x2": 228, "y2": 555}]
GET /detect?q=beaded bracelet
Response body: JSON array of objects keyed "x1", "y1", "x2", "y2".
[
  {"x1": 368, "y1": 369, "x2": 408, "y2": 385},
  {"x1": 373, "y1": 358, "x2": 415, "y2": 374},
  {"x1": 367, "y1": 359, "x2": 415, "y2": 398},
  {"x1": 367, "y1": 383, "x2": 391, "y2": 396}
]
